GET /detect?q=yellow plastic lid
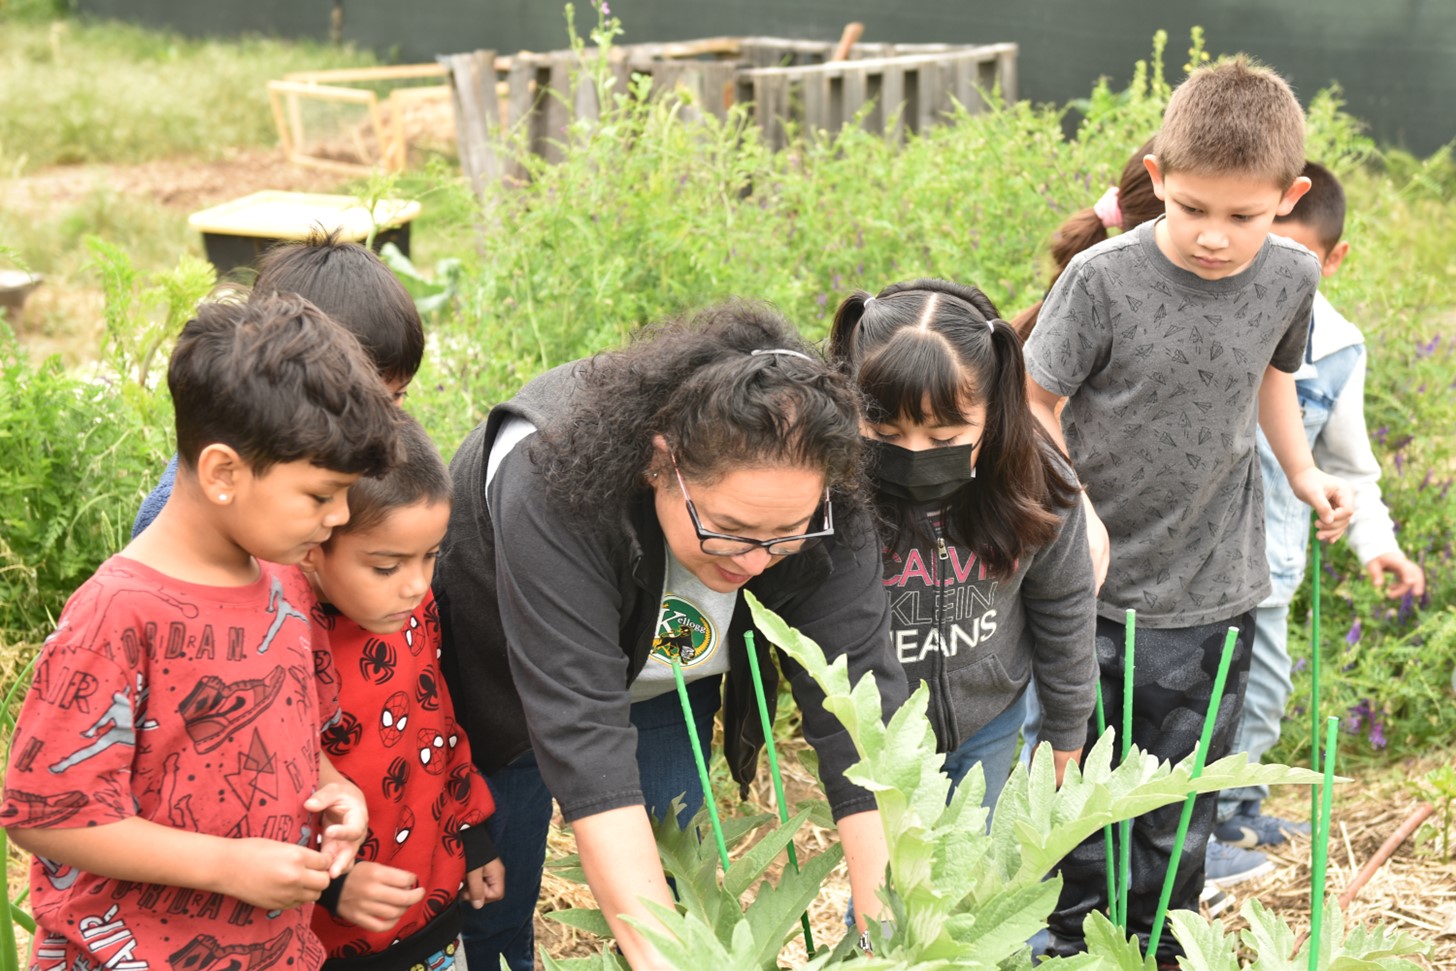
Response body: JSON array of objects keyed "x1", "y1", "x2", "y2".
[{"x1": 187, "y1": 191, "x2": 421, "y2": 241}]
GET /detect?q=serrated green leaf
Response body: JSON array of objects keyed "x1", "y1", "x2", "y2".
[
  {"x1": 1082, "y1": 910, "x2": 1155, "y2": 971},
  {"x1": 1168, "y1": 910, "x2": 1241, "y2": 971},
  {"x1": 723, "y1": 809, "x2": 809, "y2": 898},
  {"x1": 545, "y1": 907, "x2": 613, "y2": 937}
]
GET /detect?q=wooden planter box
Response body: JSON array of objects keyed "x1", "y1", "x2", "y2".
[{"x1": 441, "y1": 37, "x2": 1018, "y2": 196}]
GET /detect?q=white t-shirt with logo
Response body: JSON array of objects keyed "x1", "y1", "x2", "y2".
[{"x1": 628, "y1": 545, "x2": 737, "y2": 702}]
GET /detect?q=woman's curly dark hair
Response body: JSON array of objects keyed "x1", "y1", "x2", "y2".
[{"x1": 534, "y1": 301, "x2": 867, "y2": 532}]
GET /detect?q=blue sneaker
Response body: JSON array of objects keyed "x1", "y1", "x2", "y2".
[
  {"x1": 1214, "y1": 806, "x2": 1312, "y2": 848},
  {"x1": 1204, "y1": 840, "x2": 1273, "y2": 888}
]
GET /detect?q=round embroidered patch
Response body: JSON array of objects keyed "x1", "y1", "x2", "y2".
[{"x1": 651, "y1": 595, "x2": 717, "y2": 667}]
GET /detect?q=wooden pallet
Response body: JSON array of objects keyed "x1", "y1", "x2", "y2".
[{"x1": 440, "y1": 37, "x2": 1018, "y2": 194}]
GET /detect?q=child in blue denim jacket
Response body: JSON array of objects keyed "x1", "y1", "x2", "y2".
[{"x1": 1212, "y1": 161, "x2": 1425, "y2": 848}]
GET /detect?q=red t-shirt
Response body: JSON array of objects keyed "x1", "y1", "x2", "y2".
[
  {"x1": 1, "y1": 557, "x2": 339, "y2": 971},
  {"x1": 311, "y1": 591, "x2": 495, "y2": 958}
]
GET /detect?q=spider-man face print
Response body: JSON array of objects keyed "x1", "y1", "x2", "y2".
[
  {"x1": 416, "y1": 727, "x2": 447, "y2": 776},
  {"x1": 394, "y1": 805, "x2": 415, "y2": 846},
  {"x1": 358, "y1": 637, "x2": 397, "y2": 685},
  {"x1": 379, "y1": 691, "x2": 410, "y2": 747}
]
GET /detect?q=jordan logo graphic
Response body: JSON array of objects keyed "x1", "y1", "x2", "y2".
[
  {"x1": 50, "y1": 690, "x2": 136, "y2": 773},
  {"x1": 257, "y1": 577, "x2": 308, "y2": 654}
]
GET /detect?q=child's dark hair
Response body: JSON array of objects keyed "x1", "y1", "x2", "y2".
[
  {"x1": 169, "y1": 293, "x2": 404, "y2": 477},
  {"x1": 1275, "y1": 160, "x2": 1345, "y2": 252},
  {"x1": 535, "y1": 300, "x2": 865, "y2": 531},
  {"x1": 330, "y1": 412, "x2": 450, "y2": 539},
  {"x1": 830, "y1": 279, "x2": 1079, "y2": 574},
  {"x1": 253, "y1": 229, "x2": 424, "y2": 386},
  {"x1": 1013, "y1": 137, "x2": 1162, "y2": 337}
]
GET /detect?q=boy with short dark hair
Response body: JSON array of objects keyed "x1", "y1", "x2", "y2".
[
  {"x1": 302, "y1": 414, "x2": 504, "y2": 971},
  {"x1": 2, "y1": 295, "x2": 403, "y2": 971},
  {"x1": 1212, "y1": 161, "x2": 1425, "y2": 846},
  {"x1": 1024, "y1": 57, "x2": 1355, "y2": 962},
  {"x1": 132, "y1": 231, "x2": 424, "y2": 536}
]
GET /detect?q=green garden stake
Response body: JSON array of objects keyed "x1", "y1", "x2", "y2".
[
  {"x1": 1118, "y1": 609, "x2": 1135, "y2": 930},
  {"x1": 673, "y1": 657, "x2": 731, "y2": 872},
  {"x1": 1094, "y1": 681, "x2": 1118, "y2": 927},
  {"x1": 1310, "y1": 520, "x2": 1323, "y2": 839},
  {"x1": 744, "y1": 631, "x2": 816, "y2": 955},
  {"x1": 1146, "y1": 625, "x2": 1240, "y2": 960},
  {"x1": 1308, "y1": 715, "x2": 1339, "y2": 971}
]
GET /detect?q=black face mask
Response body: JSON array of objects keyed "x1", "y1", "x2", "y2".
[{"x1": 866, "y1": 438, "x2": 977, "y2": 504}]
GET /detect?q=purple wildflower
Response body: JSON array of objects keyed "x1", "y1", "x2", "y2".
[
  {"x1": 1374, "y1": 425, "x2": 1389, "y2": 444},
  {"x1": 816, "y1": 292, "x2": 828, "y2": 307},
  {"x1": 1345, "y1": 618, "x2": 1362, "y2": 645},
  {"x1": 1395, "y1": 451, "x2": 1406, "y2": 476},
  {"x1": 1398, "y1": 591, "x2": 1416, "y2": 624},
  {"x1": 1420, "y1": 469, "x2": 1434, "y2": 491},
  {"x1": 602, "y1": 1, "x2": 610, "y2": 15},
  {"x1": 1370, "y1": 721, "x2": 1387, "y2": 749},
  {"x1": 1293, "y1": 657, "x2": 1307, "y2": 673}
]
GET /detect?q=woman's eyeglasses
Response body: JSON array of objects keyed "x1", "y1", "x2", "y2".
[{"x1": 672, "y1": 462, "x2": 834, "y2": 557}]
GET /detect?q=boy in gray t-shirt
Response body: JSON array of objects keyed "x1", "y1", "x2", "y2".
[{"x1": 1024, "y1": 57, "x2": 1353, "y2": 964}]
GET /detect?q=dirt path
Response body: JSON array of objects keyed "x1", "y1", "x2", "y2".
[{"x1": 2, "y1": 147, "x2": 350, "y2": 216}]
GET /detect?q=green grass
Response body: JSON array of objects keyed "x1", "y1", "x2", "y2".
[{"x1": 0, "y1": 17, "x2": 375, "y2": 173}]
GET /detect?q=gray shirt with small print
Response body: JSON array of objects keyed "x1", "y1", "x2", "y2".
[{"x1": 1024, "y1": 218, "x2": 1320, "y2": 628}]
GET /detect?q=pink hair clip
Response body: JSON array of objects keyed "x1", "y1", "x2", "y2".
[{"x1": 1093, "y1": 185, "x2": 1123, "y2": 230}]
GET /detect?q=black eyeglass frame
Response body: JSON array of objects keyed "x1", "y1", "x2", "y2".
[{"x1": 671, "y1": 462, "x2": 835, "y2": 557}]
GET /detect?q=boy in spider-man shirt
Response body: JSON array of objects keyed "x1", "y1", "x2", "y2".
[{"x1": 304, "y1": 414, "x2": 503, "y2": 971}]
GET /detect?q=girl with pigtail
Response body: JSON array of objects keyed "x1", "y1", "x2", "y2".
[
  {"x1": 1012, "y1": 137, "x2": 1163, "y2": 338},
  {"x1": 828, "y1": 279, "x2": 1098, "y2": 812}
]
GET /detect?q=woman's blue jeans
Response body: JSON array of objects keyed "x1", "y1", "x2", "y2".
[{"x1": 459, "y1": 676, "x2": 720, "y2": 971}]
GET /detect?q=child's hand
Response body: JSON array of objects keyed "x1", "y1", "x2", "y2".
[
  {"x1": 306, "y1": 781, "x2": 368, "y2": 877},
  {"x1": 1289, "y1": 468, "x2": 1355, "y2": 542},
  {"x1": 464, "y1": 858, "x2": 506, "y2": 908},
  {"x1": 1081, "y1": 492, "x2": 1109, "y2": 592},
  {"x1": 335, "y1": 861, "x2": 425, "y2": 932},
  {"x1": 1365, "y1": 551, "x2": 1425, "y2": 599},
  {"x1": 222, "y1": 838, "x2": 333, "y2": 911}
]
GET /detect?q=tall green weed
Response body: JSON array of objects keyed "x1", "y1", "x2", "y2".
[{"x1": 0, "y1": 242, "x2": 205, "y2": 638}]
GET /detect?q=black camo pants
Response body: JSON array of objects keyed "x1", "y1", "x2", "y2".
[{"x1": 1046, "y1": 610, "x2": 1254, "y2": 964}]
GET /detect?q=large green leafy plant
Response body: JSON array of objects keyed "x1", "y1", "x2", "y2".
[{"x1": 537, "y1": 594, "x2": 1429, "y2": 970}]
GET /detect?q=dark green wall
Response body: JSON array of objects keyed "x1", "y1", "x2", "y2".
[{"x1": 77, "y1": 0, "x2": 1456, "y2": 155}]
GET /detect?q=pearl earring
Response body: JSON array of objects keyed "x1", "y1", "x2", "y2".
[{"x1": 218, "y1": 493, "x2": 229, "y2": 502}]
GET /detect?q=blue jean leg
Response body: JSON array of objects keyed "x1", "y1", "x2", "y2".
[
  {"x1": 942, "y1": 690, "x2": 1028, "y2": 822},
  {"x1": 1218, "y1": 603, "x2": 1293, "y2": 819},
  {"x1": 460, "y1": 750, "x2": 554, "y2": 971},
  {"x1": 631, "y1": 675, "x2": 721, "y2": 830},
  {"x1": 1018, "y1": 683, "x2": 1043, "y2": 768},
  {"x1": 460, "y1": 677, "x2": 721, "y2": 971}
]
